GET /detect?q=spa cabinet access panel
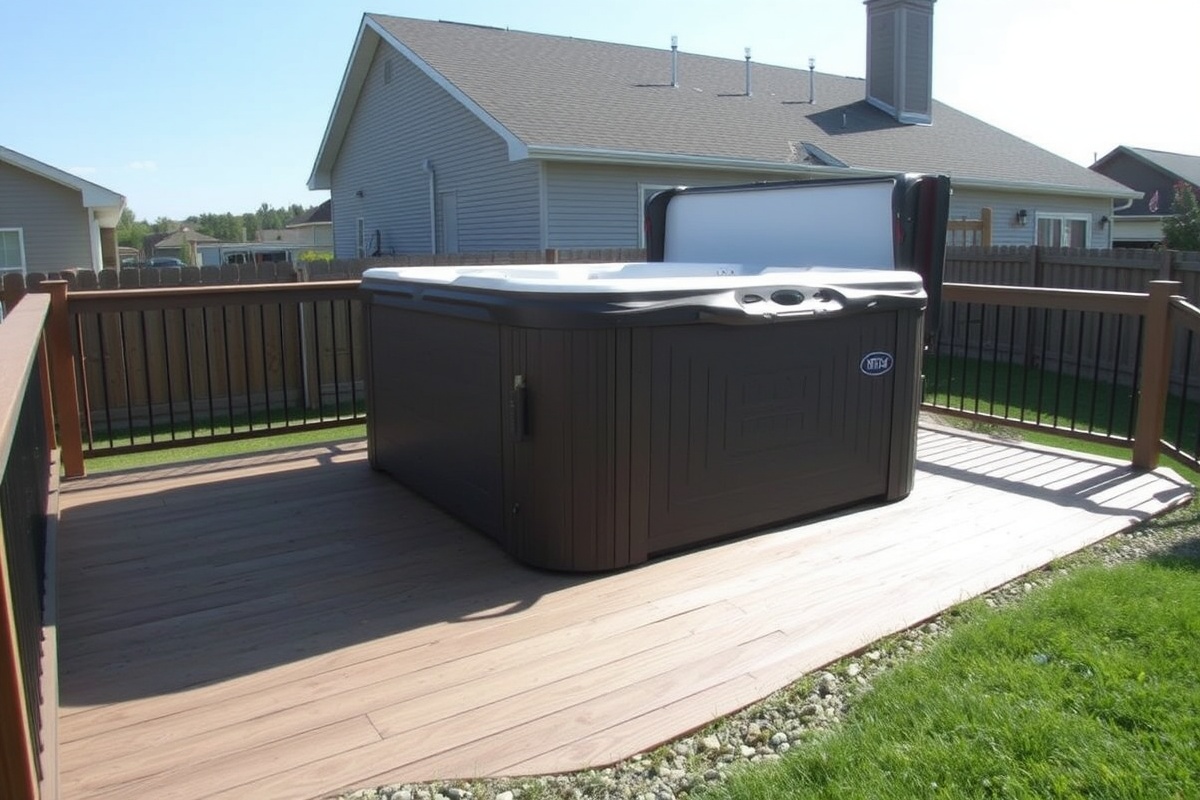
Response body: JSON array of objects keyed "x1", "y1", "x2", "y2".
[{"x1": 362, "y1": 173, "x2": 951, "y2": 572}]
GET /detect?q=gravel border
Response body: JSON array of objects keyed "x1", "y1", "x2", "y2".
[{"x1": 332, "y1": 493, "x2": 1198, "y2": 800}]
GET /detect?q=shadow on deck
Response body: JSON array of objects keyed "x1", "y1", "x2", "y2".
[{"x1": 54, "y1": 426, "x2": 1193, "y2": 800}]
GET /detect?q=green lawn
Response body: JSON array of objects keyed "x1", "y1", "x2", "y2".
[
  {"x1": 702, "y1": 551, "x2": 1200, "y2": 799},
  {"x1": 924, "y1": 353, "x2": 1200, "y2": 458},
  {"x1": 83, "y1": 423, "x2": 365, "y2": 473}
]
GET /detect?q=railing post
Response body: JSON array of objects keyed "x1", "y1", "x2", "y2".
[
  {"x1": 1132, "y1": 280, "x2": 1180, "y2": 470},
  {"x1": 44, "y1": 281, "x2": 85, "y2": 478}
]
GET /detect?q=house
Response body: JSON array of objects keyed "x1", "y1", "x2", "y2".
[
  {"x1": 1090, "y1": 146, "x2": 1200, "y2": 248},
  {"x1": 309, "y1": 1, "x2": 1137, "y2": 259},
  {"x1": 0, "y1": 145, "x2": 126, "y2": 274},
  {"x1": 284, "y1": 199, "x2": 333, "y2": 248},
  {"x1": 149, "y1": 227, "x2": 219, "y2": 264}
]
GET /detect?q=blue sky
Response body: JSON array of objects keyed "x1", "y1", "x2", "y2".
[{"x1": 5, "y1": 0, "x2": 1197, "y2": 221}]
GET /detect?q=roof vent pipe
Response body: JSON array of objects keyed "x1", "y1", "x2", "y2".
[
  {"x1": 671, "y1": 35, "x2": 678, "y2": 87},
  {"x1": 808, "y1": 58, "x2": 815, "y2": 103},
  {"x1": 744, "y1": 47, "x2": 752, "y2": 96}
]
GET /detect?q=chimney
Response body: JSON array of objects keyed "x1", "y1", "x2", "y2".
[
  {"x1": 864, "y1": 0, "x2": 935, "y2": 125},
  {"x1": 671, "y1": 35, "x2": 678, "y2": 87}
]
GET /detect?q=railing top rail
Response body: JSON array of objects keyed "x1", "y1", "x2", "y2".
[
  {"x1": 66, "y1": 279, "x2": 363, "y2": 313},
  {"x1": 1168, "y1": 295, "x2": 1200, "y2": 337},
  {"x1": 0, "y1": 293, "x2": 50, "y2": 472},
  {"x1": 942, "y1": 282, "x2": 1148, "y2": 315}
]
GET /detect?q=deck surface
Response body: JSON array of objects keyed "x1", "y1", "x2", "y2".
[{"x1": 55, "y1": 426, "x2": 1193, "y2": 800}]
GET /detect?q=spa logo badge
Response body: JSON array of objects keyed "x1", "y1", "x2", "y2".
[{"x1": 860, "y1": 351, "x2": 894, "y2": 377}]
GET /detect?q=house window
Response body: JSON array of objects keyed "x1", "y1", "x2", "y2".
[
  {"x1": 637, "y1": 184, "x2": 674, "y2": 247},
  {"x1": 0, "y1": 228, "x2": 26, "y2": 272},
  {"x1": 1036, "y1": 213, "x2": 1089, "y2": 248},
  {"x1": 356, "y1": 218, "x2": 365, "y2": 258}
]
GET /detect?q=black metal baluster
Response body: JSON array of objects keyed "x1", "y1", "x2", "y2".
[
  {"x1": 259, "y1": 303, "x2": 272, "y2": 430},
  {"x1": 278, "y1": 302, "x2": 292, "y2": 427},
  {"x1": 312, "y1": 300, "x2": 325, "y2": 420},
  {"x1": 240, "y1": 304, "x2": 254, "y2": 432},
  {"x1": 1106, "y1": 315, "x2": 1124, "y2": 439},
  {"x1": 161, "y1": 308, "x2": 177, "y2": 441},
  {"x1": 1087, "y1": 314, "x2": 1105, "y2": 435},
  {"x1": 73, "y1": 311, "x2": 95, "y2": 451},
  {"x1": 1051, "y1": 308, "x2": 1069, "y2": 429},
  {"x1": 1003, "y1": 305, "x2": 1018, "y2": 420},
  {"x1": 1173, "y1": 331, "x2": 1193, "y2": 451},
  {"x1": 139, "y1": 309, "x2": 155, "y2": 444},
  {"x1": 1128, "y1": 317, "x2": 1145, "y2": 440},
  {"x1": 181, "y1": 307, "x2": 198, "y2": 440},
  {"x1": 1070, "y1": 310, "x2": 1087, "y2": 432},
  {"x1": 346, "y1": 299, "x2": 359, "y2": 418},
  {"x1": 1034, "y1": 308, "x2": 1052, "y2": 426},
  {"x1": 94, "y1": 313, "x2": 115, "y2": 449},
  {"x1": 330, "y1": 300, "x2": 342, "y2": 420},
  {"x1": 972, "y1": 303, "x2": 985, "y2": 415},
  {"x1": 202, "y1": 306, "x2": 217, "y2": 436},
  {"x1": 118, "y1": 311, "x2": 136, "y2": 446}
]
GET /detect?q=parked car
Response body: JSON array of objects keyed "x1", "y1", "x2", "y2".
[{"x1": 145, "y1": 257, "x2": 187, "y2": 268}]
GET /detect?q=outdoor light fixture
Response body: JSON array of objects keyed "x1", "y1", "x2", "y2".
[
  {"x1": 1099, "y1": 215, "x2": 1110, "y2": 229},
  {"x1": 1016, "y1": 209, "x2": 1028, "y2": 226},
  {"x1": 355, "y1": 189, "x2": 365, "y2": 198}
]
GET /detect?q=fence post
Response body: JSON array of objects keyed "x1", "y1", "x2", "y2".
[
  {"x1": 1158, "y1": 248, "x2": 1174, "y2": 281},
  {"x1": 979, "y1": 207, "x2": 993, "y2": 248},
  {"x1": 1132, "y1": 280, "x2": 1180, "y2": 470},
  {"x1": 44, "y1": 281, "x2": 85, "y2": 478}
]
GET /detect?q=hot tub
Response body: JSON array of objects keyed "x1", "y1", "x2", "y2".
[{"x1": 361, "y1": 262, "x2": 928, "y2": 571}]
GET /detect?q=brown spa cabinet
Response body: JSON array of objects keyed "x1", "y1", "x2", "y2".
[{"x1": 361, "y1": 174, "x2": 950, "y2": 571}]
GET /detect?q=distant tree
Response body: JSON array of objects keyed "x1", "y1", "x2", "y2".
[
  {"x1": 242, "y1": 212, "x2": 259, "y2": 242},
  {"x1": 152, "y1": 217, "x2": 177, "y2": 234},
  {"x1": 1163, "y1": 181, "x2": 1200, "y2": 252},
  {"x1": 192, "y1": 212, "x2": 244, "y2": 242},
  {"x1": 116, "y1": 208, "x2": 152, "y2": 251},
  {"x1": 179, "y1": 236, "x2": 195, "y2": 266}
]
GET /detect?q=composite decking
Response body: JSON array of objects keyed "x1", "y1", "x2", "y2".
[{"x1": 55, "y1": 425, "x2": 1192, "y2": 800}]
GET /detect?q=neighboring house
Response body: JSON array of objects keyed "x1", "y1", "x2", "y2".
[
  {"x1": 284, "y1": 199, "x2": 333, "y2": 248},
  {"x1": 0, "y1": 145, "x2": 126, "y2": 275},
  {"x1": 247, "y1": 202, "x2": 333, "y2": 247},
  {"x1": 195, "y1": 241, "x2": 318, "y2": 266},
  {"x1": 150, "y1": 227, "x2": 219, "y2": 263},
  {"x1": 1090, "y1": 146, "x2": 1200, "y2": 248},
  {"x1": 309, "y1": 1, "x2": 1137, "y2": 259}
]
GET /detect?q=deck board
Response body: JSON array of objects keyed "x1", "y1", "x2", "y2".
[{"x1": 55, "y1": 426, "x2": 1192, "y2": 800}]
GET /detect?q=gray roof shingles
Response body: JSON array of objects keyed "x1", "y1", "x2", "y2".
[
  {"x1": 368, "y1": 15, "x2": 1128, "y2": 195},
  {"x1": 1126, "y1": 147, "x2": 1200, "y2": 187}
]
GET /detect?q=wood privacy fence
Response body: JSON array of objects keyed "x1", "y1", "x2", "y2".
[{"x1": 6, "y1": 246, "x2": 1200, "y2": 470}]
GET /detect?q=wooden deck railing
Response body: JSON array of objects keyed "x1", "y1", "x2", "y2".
[
  {"x1": 0, "y1": 292, "x2": 58, "y2": 800},
  {"x1": 54, "y1": 280, "x2": 364, "y2": 466},
  {"x1": 15, "y1": 275, "x2": 1200, "y2": 482},
  {"x1": 923, "y1": 280, "x2": 1196, "y2": 471}
]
